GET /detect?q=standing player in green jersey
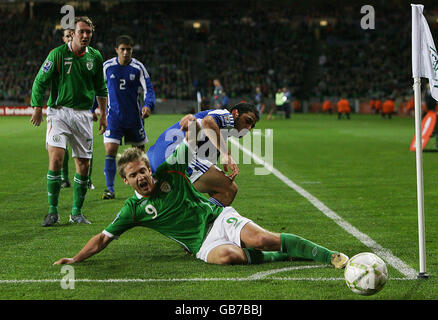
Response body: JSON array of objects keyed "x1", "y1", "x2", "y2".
[
  {"x1": 30, "y1": 16, "x2": 108, "y2": 227},
  {"x1": 59, "y1": 28, "x2": 97, "y2": 191},
  {"x1": 54, "y1": 120, "x2": 349, "y2": 268}
]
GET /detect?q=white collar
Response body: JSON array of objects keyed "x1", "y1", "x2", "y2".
[{"x1": 68, "y1": 41, "x2": 89, "y2": 53}]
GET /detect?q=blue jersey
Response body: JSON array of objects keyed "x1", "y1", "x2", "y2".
[
  {"x1": 147, "y1": 109, "x2": 235, "y2": 173},
  {"x1": 103, "y1": 57, "x2": 155, "y2": 127}
]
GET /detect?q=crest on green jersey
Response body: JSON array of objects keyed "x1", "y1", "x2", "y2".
[
  {"x1": 160, "y1": 181, "x2": 171, "y2": 193},
  {"x1": 86, "y1": 60, "x2": 93, "y2": 71}
]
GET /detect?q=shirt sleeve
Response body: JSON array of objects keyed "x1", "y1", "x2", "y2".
[
  {"x1": 138, "y1": 61, "x2": 156, "y2": 111},
  {"x1": 103, "y1": 204, "x2": 136, "y2": 238},
  {"x1": 206, "y1": 110, "x2": 234, "y2": 129},
  {"x1": 93, "y1": 51, "x2": 108, "y2": 97},
  {"x1": 30, "y1": 49, "x2": 58, "y2": 107}
]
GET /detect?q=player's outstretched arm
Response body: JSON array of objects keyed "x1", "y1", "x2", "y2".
[
  {"x1": 201, "y1": 116, "x2": 239, "y2": 180},
  {"x1": 53, "y1": 233, "x2": 113, "y2": 265}
]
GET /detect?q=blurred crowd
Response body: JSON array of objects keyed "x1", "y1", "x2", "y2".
[{"x1": 1, "y1": 1, "x2": 438, "y2": 105}]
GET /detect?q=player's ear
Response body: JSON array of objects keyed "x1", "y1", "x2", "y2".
[{"x1": 231, "y1": 109, "x2": 239, "y2": 118}]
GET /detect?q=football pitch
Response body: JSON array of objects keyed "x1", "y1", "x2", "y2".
[{"x1": 1, "y1": 113, "x2": 437, "y2": 301}]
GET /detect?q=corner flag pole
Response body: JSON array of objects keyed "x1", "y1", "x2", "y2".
[
  {"x1": 412, "y1": 76, "x2": 428, "y2": 278},
  {"x1": 411, "y1": 4, "x2": 432, "y2": 279}
]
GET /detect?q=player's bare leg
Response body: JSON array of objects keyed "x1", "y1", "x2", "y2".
[
  {"x1": 207, "y1": 244, "x2": 247, "y2": 265},
  {"x1": 48, "y1": 145, "x2": 66, "y2": 171},
  {"x1": 193, "y1": 166, "x2": 238, "y2": 206}
]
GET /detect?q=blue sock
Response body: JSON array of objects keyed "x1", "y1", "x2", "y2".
[{"x1": 104, "y1": 155, "x2": 116, "y2": 192}]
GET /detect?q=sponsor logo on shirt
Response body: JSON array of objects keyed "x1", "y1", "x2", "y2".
[{"x1": 130, "y1": 74, "x2": 135, "y2": 81}]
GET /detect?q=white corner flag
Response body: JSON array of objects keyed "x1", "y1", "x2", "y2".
[
  {"x1": 411, "y1": 3, "x2": 437, "y2": 278},
  {"x1": 412, "y1": 4, "x2": 438, "y2": 99}
]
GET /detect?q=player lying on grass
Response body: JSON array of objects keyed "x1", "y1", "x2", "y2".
[
  {"x1": 54, "y1": 120, "x2": 348, "y2": 268},
  {"x1": 146, "y1": 102, "x2": 259, "y2": 207}
]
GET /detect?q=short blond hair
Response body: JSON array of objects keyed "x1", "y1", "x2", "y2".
[
  {"x1": 74, "y1": 16, "x2": 95, "y2": 31},
  {"x1": 117, "y1": 148, "x2": 150, "y2": 179}
]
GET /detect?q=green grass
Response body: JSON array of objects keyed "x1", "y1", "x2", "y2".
[{"x1": 0, "y1": 113, "x2": 437, "y2": 301}]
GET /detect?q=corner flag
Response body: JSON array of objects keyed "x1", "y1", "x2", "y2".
[
  {"x1": 411, "y1": 3, "x2": 437, "y2": 278},
  {"x1": 412, "y1": 4, "x2": 438, "y2": 100}
]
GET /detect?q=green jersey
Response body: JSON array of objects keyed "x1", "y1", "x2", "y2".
[
  {"x1": 31, "y1": 43, "x2": 107, "y2": 110},
  {"x1": 104, "y1": 141, "x2": 223, "y2": 255}
]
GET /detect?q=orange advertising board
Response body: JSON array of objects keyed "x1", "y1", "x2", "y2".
[{"x1": 410, "y1": 111, "x2": 437, "y2": 151}]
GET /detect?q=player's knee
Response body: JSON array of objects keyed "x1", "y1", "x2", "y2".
[
  {"x1": 252, "y1": 232, "x2": 278, "y2": 250},
  {"x1": 49, "y1": 155, "x2": 64, "y2": 170},
  {"x1": 217, "y1": 247, "x2": 245, "y2": 265},
  {"x1": 221, "y1": 182, "x2": 238, "y2": 206}
]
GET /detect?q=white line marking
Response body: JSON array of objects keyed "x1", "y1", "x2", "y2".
[
  {"x1": 230, "y1": 137, "x2": 418, "y2": 279},
  {"x1": 0, "y1": 277, "x2": 411, "y2": 284},
  {"x1": 248, "y1": 265, "x2": 326, "y2": 280}
]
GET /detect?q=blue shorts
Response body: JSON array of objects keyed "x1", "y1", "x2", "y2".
[{"x1": 104, "y1": 120, "x2": 148, "y2": 146}]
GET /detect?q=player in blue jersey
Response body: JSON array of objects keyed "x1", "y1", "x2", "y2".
[
  {"x1": 147, "y1": 102, "x2": 259, "y2": 207},
  {"x1": 102, "y1": 35, "x2": 155, "y2": 200}
]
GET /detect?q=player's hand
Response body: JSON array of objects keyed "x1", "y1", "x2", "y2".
[
  {"x1": 142, "y1": 107, "x2": 151, "y2": 119},
  {"x1": 53, "y1": 258, "x2": 75, "y2": 265},
  {"x1": 180, "y1": 114, "x2": 197, "y2": 131},
  {"x1": 221, "y1": 154, "x2": 239, "y2": 180},
  {"x1": 98, "y1": 116, "x2": 107, "y2": 135},
  {"x1": 30, "y1": 107, "x2": 43, "y2": 126},
  {"x1": 91, "y1": 112, "x2": 98, "y2": 122}
]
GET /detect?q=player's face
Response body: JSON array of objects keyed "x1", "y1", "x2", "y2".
[
  {"x1": 116, "y1": 44, "x2": 133, "y2": 65},
  {"x1": 62, "y1": 30, "x2": 72, "y2": 44},
  {"x1": 234, "y1": 111, "x2": 257, "y2": 132},
  {"x1": 72, "y1": 22, "x2": 93, "y2": 49},
  {"x1": 123, "y1": 160, "x2": 155, "y2": 196}
]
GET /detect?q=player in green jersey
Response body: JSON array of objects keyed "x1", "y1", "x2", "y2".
[
  {"x1": 59, "y1": 28, "x2": 97, "y2": 191},
  {"x1": 54, "y1": 120, "x2": 348, "y2": 268},
  {"x1": 30, "y1": 16, "x2": 108, "y2": 227}
]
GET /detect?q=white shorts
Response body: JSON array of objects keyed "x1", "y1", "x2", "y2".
[
  {"x1": 46, "y1": 107, "x2": 93, "y2": 159},
  {"x1": 187, "y1": 157, "x2": 222, "y2": 183},
  {"x1": 196, "y1": 207, "x2": 252, "y2": 262}
]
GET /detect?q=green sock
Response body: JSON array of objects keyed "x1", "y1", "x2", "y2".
[
  {"x1": 243, "y1": 248, "x2": 290, "y2": 264},
  {"x1": 72, "y1": 173, "x2": 88, "y2": 216},
  {"x1": 280, "y1": 233, "x2": 334, "y2": 264},
  {"x1": 47, "y1": 170, "x2": 61, "y2": 214},
  {"x1": 61, "y1": 149, "x2": 69, "y2": 181}
]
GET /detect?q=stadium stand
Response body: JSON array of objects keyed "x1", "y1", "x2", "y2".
[{"x1": 1, "y1": 0, "x2": 438, "y2": 113}]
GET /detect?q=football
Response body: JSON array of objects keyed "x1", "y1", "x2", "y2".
[{"x1": 344, "y1": 252, "x2": 388, "y2": 296}]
